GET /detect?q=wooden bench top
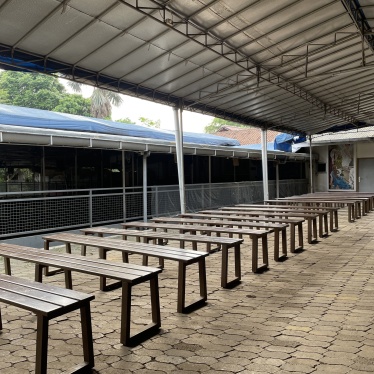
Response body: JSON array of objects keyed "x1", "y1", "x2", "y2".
[
  {"x1": 0, "y1": 243, "x2": 162, "y2": 346},
  {"x1": 0, "y1": 273, "x2": 94, "y2": 317},
  {"x1": 0, "y1": 274, "x2": 95, "y2": 373},
  {"x1": 151, "y1": 216, "x2": 288, "y2": 229},
  {"x1": 200, "y1": 209, "x2": 313, "y2": 220},
  {"x1": 262, "y1": 201, "x2": 340, "y2": 211},
  {"x1": 181, "y1": 212, "x2": 309, "y2": 223},
  {"x1": 230, "y1": 205, "x2": 330, "y2": 215},
  {"x1": 44, "y1": 232, "x2": 209, "y2": 263},
  {"x1": 121, "y1": 221, "x2": 274, "y2": 236},
  {"x1": 80, "y1": 227, "x2": 243, "y2": 247},
  {"x1": 0, "y1": 243, "x2": 161, "y2": 285}
]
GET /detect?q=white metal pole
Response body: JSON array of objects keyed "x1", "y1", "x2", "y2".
[
  {"x1": 173, "y1": 106, "x2": 186, "y2": 214},
  {"x1": 143, "y1": 152, "x2": 148, "y2": 222},
  {"x1": 261, "y1": 129, "x2": 269, "y2": 201},
  {"x1": 122, "y1": 150, "x2": 126, "y2": 222},
  {"x1": 276, "y1": 162, "x2": 280, "y2": 199},
  {"x1": 309, "y1": 135, "x2": 313, "y2": 193}
]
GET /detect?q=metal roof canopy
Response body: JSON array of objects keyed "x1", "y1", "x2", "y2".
[{"x1": 0, "y1": 0, "x2": 374, "y2": 136}]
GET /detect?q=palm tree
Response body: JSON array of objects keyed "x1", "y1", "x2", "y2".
[{"x1": 66, "y1": 81, "x2": 123, "y2": 119}]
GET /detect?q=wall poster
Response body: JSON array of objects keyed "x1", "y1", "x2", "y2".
[{"x1": 328, "y1": 144, "x2": 355, "y2": 190}]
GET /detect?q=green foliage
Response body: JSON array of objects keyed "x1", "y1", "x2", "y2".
[
  {"x1": 204, "y1": 117, "x2": 246, "y2": 134},
  {"x1": 53, "y1": 94, "x2": 91, "y2": 117},
  {"x1": 0, "y1": 71, "x2": 65, "y2": 110},
  {"x1": 139, "y1": 117, "x2": 161, "y2": 128},
  {"x1": 0, "y1": 88, "x2": 10, "y2": 104},
  {"x1": 116, "y1": 117, "x2": 134, "y2": 124}
]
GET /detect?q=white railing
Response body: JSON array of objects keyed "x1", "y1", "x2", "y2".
[{"x1": 0, "y1": 179, "x2": 307, "y2": 238}]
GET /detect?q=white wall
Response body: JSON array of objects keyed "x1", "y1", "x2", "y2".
[
  {"x1": 313, "y1": 145, "x2": 328, "y2": 192},
  {"x1": 357, "y1": 142, "x2": 374, "y2": 158}
]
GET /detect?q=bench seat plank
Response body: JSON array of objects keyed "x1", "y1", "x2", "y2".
[
  {"x1": 151, "y1": 216, "x2": 289, "y2": 267},
  {"x1": 43, "y1": 232, "x2": 210, "y2": 312},
  {"x1": 0, "y1": 243, "x2": 161, "y2": 347},
  {"x1": 0, "y1": 274, "x2": 94, "y2": 374}
]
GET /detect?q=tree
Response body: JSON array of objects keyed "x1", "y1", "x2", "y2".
[
  {"x1": 138, "y1": 117, "x2": 161, "y2": 128},
  {"x1": 204, "y1": 117, "x2": 247, "y2": 134},
  {"x1": 116, "y1": 117, "x2": 134, "y2": 124},
  {"x1": 66, "y1": 80, "x2": 123, "y2": 119},
  {"x1": 0, "y1": 71, "x2": 65, "y2": 110},
  {"x1": 0, "y1": 89, "x2": 10, "y2": 104},
  {"x1": 0, "y1": 71, "x2": 92, "y2": 116},
  {"x1": 90, "y1": 88, "x2": 123, "y2": 119},
  {"x1": 54, "y1": 94, "x2": 91, "y2": 117}
]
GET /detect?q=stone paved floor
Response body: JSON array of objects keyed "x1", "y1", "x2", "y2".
[{"x1": 1, "y1": 208, "x2": 374, "y2": 373}]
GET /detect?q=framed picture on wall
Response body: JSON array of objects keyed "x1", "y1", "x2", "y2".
[{"x1": 328, "y1": 144, "x2": 355, "y2": 190}]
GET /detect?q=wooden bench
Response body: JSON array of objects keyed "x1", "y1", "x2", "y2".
[
  {"x1": 120, "y1": 222, "x2": 276, "y2": 272},
  {"x1": 0, "y1": 243, "x2": 161, "y2": 347},
  {"x1": 151, "y1": 216, "x2": 289, "y2": 269},
  {"x1": 43, "y1": 232, "x2": 211, "y2": 309},
  {"x1": 209, "y1": 206, "x2": 325, "y2": 239},
  {"x1": 263, "y1": 201, "x2": 339, "y2": 231},
  {"x1": 0, "y1": 274, "x2": 94, "y2": 374},
  {"x1": 277, "y1": 197, "x2": 360, "y2": 222},
  {"x1": 180, "y1": 211, "x2": 310, "y2": 248},
  {"x1": 197, "y1": 209, "x2": 319, "y2": 241}
]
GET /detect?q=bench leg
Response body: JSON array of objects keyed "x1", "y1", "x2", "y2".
[
  {"x1": 334, "y1": 210, "x2": 339, "y2": 230},
  {"x1": 312, "y1": 218, "x2": 318, "y2": 242},
  {"x1": 35, "y1": 315, "x2": 49, "y2": 374},
  {"x1": 80, "y1": 303, "x2": 95, "y2": 369},
  {"x1": 121, "y1": 278, "x2": 161, "y2": 346},
  {"x1": 43, "y1": 240, "x2": 63, "y2": 277},
  {"x1": 298, "y1": 223, "x2": 304, "y2": 249},
  {"x1": 64, "y1": 270, "x2": 73, "y2": 289},
  {"x1": 252, "y1": 236, "x2": 259, "y2": 273},
  {"x1": 99, "y1": 249, "x2": 122, "y2": 291},
  {"x1": 262, "y1": 237, "x2": 269, "y2": 268},
  {"x1": 324, "y1": 213, "x2": 329, "y2": 236},
  {"x1": 177, "y1": 260, "x2": 207, "y2": 313},
  {"x1": 221, "y1": 244, "x2": 241, "y2": 288},
  {"x1": 0, "y1": 306, "x2": 2, "y2": 330},
  {"x1": 307, "y1": 219, "x2": 312, "y2": 244},
  {"x1": 290, "y1": 224, "x2": 296, "y2": 253},
  {"x1": 273, "y1": 230, "x2": 279, "y2": 262},
  {"x1": 4, "y1": 256, "x2": 11, "y2": 275}
]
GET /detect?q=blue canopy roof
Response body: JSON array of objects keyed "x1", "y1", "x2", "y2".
[{"x1": 0, "y1": 104, "x2": 240, "y2": 147}]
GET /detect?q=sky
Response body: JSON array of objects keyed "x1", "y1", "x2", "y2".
[{"x1": 63, "y1": 80, "x2": 213, "y2": 134}]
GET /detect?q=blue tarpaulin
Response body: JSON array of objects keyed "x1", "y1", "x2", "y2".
[
  {"x1": 0, "y1": 104, "x2": 240, "y2": 146},
  {"x1": 274, "y1": 133, "x2": 306, "y2": 152}
]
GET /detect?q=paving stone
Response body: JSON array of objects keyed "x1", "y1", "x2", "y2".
[{"x1": 2, "y1": 208, "x2": 374, "y2": 373}]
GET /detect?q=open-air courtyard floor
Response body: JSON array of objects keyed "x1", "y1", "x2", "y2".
[{"x1": 0, "y1": 207, "x2": 374, "y2": 374}]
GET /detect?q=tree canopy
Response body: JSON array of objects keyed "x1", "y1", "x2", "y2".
[
  {"x1": 0, "y1": 71, "x2": 91, "y2": 116},
  {"x1": 204, "y1": 117, "x2": 247, "y2": 134}
]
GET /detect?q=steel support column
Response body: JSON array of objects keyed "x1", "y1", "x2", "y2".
[
  {"x1": 143, "y1": 152, "x2": 149, "y2": 222},
  {"x1": 173, "y1": 106, "x2": 186, "y2": 214},
  {"x1": 309, "y1": 135, "x2": 313, "y2": 193},
  {"x1": 261, "y1": 129, "x2": 269, "y2": 201}
]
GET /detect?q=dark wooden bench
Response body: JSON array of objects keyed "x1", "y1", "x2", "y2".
[
  {"x1": 231, "y1": 204, "x2": 330, "y2": 235},
  {"x1": 197, "y1": 209, "x2": 318, "y2": 241},
  {"x1": 0, "y1": 274, "x2": 94, "y2": 374},
  {"x1": 151, "y1": 216, "x2": 289, "y2": 268},
  {"x1": 208, "y1": 206, "x2": 325, "y2": 239},
  {"x1": 43, "y1": 232, "x2": 211, "y2": 308},
  {"x1": 277, "y1": 197, "x2": 360, "y2": 222},
  {"x1": 120, "y1": 222, "x2": 275, "y2": 272},
  {"x1": 0, "y1": 243, "x2": 161, "y2": 347},
  {"x1": 263, "y1": 201, "x2": 339, "y2": 231},
  {"x1": 80, "y1": 227, "x2": 250, "y2": 282}
]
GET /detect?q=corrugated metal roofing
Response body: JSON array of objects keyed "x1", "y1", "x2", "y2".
[{"x1": 0, "y1": 0, "x2": 373, "y2": 135}]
